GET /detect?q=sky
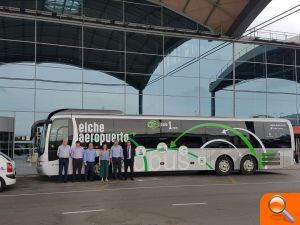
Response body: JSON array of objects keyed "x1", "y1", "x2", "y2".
[{"x1": 248, "y1": 0, "x2": 300, "y2": 34}]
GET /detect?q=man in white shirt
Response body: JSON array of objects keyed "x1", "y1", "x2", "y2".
[{"x1": 57, "y1": 139, "x2": 71, "y2": 182}]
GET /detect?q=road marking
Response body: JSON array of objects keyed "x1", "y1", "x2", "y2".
[
  {"x1": 103, "y1": 180, "x2": 300, "y2": 192},
  {"x1": 228, "y1": 176, "x2": 237, "y2": 184},
  {"x1": 62, "y1": 209, "x2": 105, "y2": 215},
  {"x1": 1, "y1": 180, "x2": 300, "y2": 197},
  {"x1": 0, "y1": 189, "x2": 100, "y2": 197},
  {"x1": 172, "y1": 202, "x2": 207, "y2": 206}
]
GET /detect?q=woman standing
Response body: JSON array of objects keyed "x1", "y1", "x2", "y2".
[{"x1": 99, "y1": 143, "x2": 110, "y2": 181}]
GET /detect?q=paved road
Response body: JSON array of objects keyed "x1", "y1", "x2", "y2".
[{"x1": 1, "y1": 170, "x2": 300, "y2": 225}]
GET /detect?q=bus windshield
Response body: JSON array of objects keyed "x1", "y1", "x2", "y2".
[{"x1": 32, "y1": 121, "x2": 48, "y2": 155}]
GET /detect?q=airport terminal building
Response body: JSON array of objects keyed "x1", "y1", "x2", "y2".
[{"x1": 0, "y1": 0, "x2": 300, "y2": 149}]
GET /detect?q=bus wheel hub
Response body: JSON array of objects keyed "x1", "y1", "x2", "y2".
[
  {"x1": 244, "y1": 160, "x2": 254, "y2": 171},
  {"x1": 219, "y1": 160, "x2": 230, "y2": 172}
]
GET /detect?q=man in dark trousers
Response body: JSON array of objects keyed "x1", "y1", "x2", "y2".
[
  {"x1": 123, "y1": 140, "x2": 135, "y2": 180},
  {"x1": 83, "y1": 143, "x2": 97, "y2": 182},
  {"x1": 57, "y1": 139, "x2": 71, "y2": 183},
  {"x1": 110, "y1": 140, "x2": 123, "y2": 180}
]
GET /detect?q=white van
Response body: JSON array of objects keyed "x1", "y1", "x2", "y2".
[{"x1": 0, "y1": 152, "x2": 16, "y2": 192}]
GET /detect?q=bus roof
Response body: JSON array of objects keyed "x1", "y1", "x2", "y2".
[
  {"x1": 47, "y1": 109, "x2": 124, "y2": 119},
  {"x1": 48, "y1": 109, "x2": 292, "y2": 124}
]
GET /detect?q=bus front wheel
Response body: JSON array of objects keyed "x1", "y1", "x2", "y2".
[
  {"x1": 215, "y1": 155, "x2": 233, "y2": 176},
  {"x1": 240, "y1": 155, "x2": 257, "y2": 175}
]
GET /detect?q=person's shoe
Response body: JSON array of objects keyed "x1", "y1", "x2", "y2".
[
  {"x1": 105, "y1": 178, "x2": 109, "y2": 182},
  {"x1": 124, "y1": 177, "x2": 127, "y2": 180},
  {"x1": 101, "y1": 178, "x2": 104, "y2": 182},
  {"x1": 64, "y1": 180, "x2": 67, "y2": 183},
  {"x1": 131, "y1": 177, "x2": 134, "y2": 181}
]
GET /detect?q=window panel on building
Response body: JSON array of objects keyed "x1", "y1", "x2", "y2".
[
  {"x1": 200, "y1": 58, "x2": 232, "y2": 79},
  {"x1": 164, "y1": 37, "x2": 200, "y2": 58},
  {"x1": 214, "y1": 97, "x2": 234, "y2": 117},
  {"x1": 0, "y1": 17, "x2": 35, "y2": 42},
  {"x1": 235, "y1": 61, "x2": 266, "y2": 81},
  {"x1": 164, "y1": 96, "x2": 199, "y2": 116},
  {"x1": 126, "y1": 32, "x2": 163, "y2": 55},
  {"x1": 83, "y1": 0, "x2": 123, "y2": 21},
  {"x1": 266, "y1": 45, "x2": 295, "y2": 65},
  {"x1": 215, "y1": 92, "x2": 233, "y2": 117},
  {"x1": 124, "y1": 1, "x2": 161, "y2": 26},
  {"x1": 164, "y1": 76, "x2": 199, "y2": 97},
  {"x1": 83, "y1": 92, "x2": 125, "y2": 112},
  {"x1": 14, "y1": 112, "x2": 34, "y2": 136},
  {"x1": 84, "y1": 27, "x2": 124, "y2": 51},
  {"x1": 37, "y1": 44, "x2": 82, "y2": 67},
  {"x1": 143, "y1": 94, "x2": 163, "y2": 115},
  {"x1": 267, "y1": 93, "x2": 297, "y2": 118},
  {"x1": 37, "y1": 21, "x2": 82, "y2": 47},
  {"x1": 128, "y1": 74, "x2": 163, "y2": 95},
  {"x1": 234, "y1": 43, "x2": 265, "y2": 63},
  {"x1": 126, "y1": 52, "x2": 162, "y2": 75},
  {"x1": 34, "y1": 112, "x2": 49, "y2": 121},
  {"x1": 200, "y1": 39, "x2": 233, "y2": 61},
  {"x1": 297, "y1": 67, "x2": 300, "y2": 94},
  {"x1": 84, "y1": 48, "x2": 124, "y2": 73},
  {"x1": 202, "y1": 78, "x2": 233, "y2": 98},
  {"x1": 36, "y1": 64, "x2": 82, "y2": 91},
  {"x1": 0, "y1": 87, "x2": 34, "y2": 111},
  {"x1": 0, "y1": 77, "x2": 35, "y2": 89},
  {"x1": 235, "y1": 78, "x2": 266, "y2": 92},
  {"x1": 0, "y1": 0, "x2": 36, "y2": 9},
  {"x1": 164, "y1": 56, "x2": 199, "y2": 77},
  {"x1": 141, "y1": 75, "x2": 164, "y2": 95},
  {"x1": 235, "y1": 92, "x2": 267, "y2": 117},
  {"x1": 0, "y1": 40, "x2": 35, "y2": 64},
  {"x1": 199, "y1": 97, "x2": 213, "y2": 116},
  {"x1": 38, "y1": 0, "x2": 82, "y2": 16},
  {"x1": 267, "y1": 64, "x2": 296, "y2": 94},
  {"x1": 125, "y1": 94, "x2": 139, "y2": 115},
  {"x1": 83, "y1": 69, "x2": 125, "y2": 94},
  {"x1": 35, "y1": 89, "x2": 82, "y2": 112},
  {"x1": 0, "y1": 111, "x2": 15, "y2": 117},
  {"x1": 0, "y1": 63, "x2": 35, "y2": 88},
  {"x1": 297, "y1": 50, "x2": 300, "y2": 66}
]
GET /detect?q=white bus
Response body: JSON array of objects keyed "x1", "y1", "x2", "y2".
[{"x1": 31, "y1": 109, "x2": 295, "y2": 176}]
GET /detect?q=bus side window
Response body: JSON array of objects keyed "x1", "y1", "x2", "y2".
[{"x1": 179, "y1": 134, "x2": 203, "y2": 148}]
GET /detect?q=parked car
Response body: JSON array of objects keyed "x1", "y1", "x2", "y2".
[{"x1": 0, "y1": 152, "x2": 16, "y2": 192}]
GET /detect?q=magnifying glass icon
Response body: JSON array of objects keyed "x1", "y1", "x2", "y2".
[{"x1": 268, "y1": 195, "x2": 295, "y2": 223}]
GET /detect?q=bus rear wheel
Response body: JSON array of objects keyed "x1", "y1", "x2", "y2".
[
  {"x1": 215, "y1": 156, "x2": 233, "y2": 176},
  {"x1": 240, "y1": 155, "x2": 257, "y2": 175}
]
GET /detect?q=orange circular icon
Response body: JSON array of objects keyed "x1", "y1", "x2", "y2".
[{"x1": 269, "y1": 195, "x2": 286, "y2": 213}]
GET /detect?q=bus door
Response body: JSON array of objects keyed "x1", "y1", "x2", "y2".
[{"x1": 262, "y1": 122, "x2": 292, "y2": 169}]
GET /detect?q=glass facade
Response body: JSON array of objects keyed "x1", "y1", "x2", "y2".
[
  {"x1": 0, "y1": 131, "x2": 14, "y2": 157},
  {"x1": 0, "y1": 0, "x2": 299, "y2": 137}
]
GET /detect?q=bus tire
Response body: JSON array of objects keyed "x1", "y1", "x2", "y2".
[
  {"x1": 215, "y1": 155, "x2": 233, "y2": 176},
  {"x1": 0, "y1": 177, "x2": 6, "y2": 192},
  {"x1": 240, "y1": 155, "x2": 257, "y2": 175}
]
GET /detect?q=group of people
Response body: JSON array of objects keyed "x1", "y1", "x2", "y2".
[{"x1": 57, "y1": 139, "x2": 135, "y2": 183}]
